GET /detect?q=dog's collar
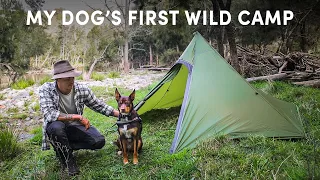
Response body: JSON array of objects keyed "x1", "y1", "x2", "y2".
[
  {"x1": 117, "y1": 116, "x2": 141, "y2": 125},
  {"x1": 118, "y1": 113, "x2": 132, "y2": 121}
]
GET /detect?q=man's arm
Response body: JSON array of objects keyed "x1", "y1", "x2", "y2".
[
  {"x1": 57, "y1": 113, "x2": 82, "y2": 121},
  {"x1": 82, "y1": 85, "x2": 116, "y2": 117},
  {"x1": 39, "y1": 84, "x2": 60, "y2": 123},
  {"x1": 57, "y1": 113, "x2": 90, "y2": 130}
]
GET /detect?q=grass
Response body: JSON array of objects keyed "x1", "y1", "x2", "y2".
[
  {"x1": 33, "y1": 102, "x2": 40, "y2": 111},
  {"x1": 7, "y1": 107, "x2": 19, "y2": 114},
  {"x1": 91, "y1": 72, "x2": 106, "y2": 81},
  {"x1": 108, "y1": 71, "x2": 120, "y2": 79},
  {"x1": 0, "y1": 125, "x2": 22, "y2": 161},
  {"x1": 29, "y1": 127, "x2": 42, "y2": 145},
  {"x1": 0, "y1": 81, "x2": 319, "y2": 179},
  {"x1": 11, "y1": 79, "x2": 35, "y2": 90},
  {"x1": 11, "y1": 113, "x2": 28, "y2": 120}
]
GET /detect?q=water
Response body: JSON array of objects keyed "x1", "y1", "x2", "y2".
[{"x1": 0, "y1": 72, "x2": 51, "y2": 89}]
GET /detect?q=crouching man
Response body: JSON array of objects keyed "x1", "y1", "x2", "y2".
[{"x1": 39, "y1": 60, "x2": 120, "y2": 176}]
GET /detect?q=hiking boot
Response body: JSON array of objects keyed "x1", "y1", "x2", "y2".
[{"x1": 66, "y1": 152, "x2": 80, "y2": 176}]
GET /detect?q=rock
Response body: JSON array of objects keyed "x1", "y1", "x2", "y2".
[
  {"x1": 15, "y1": 101, "x2": 25, "y2": 109},
  {"x1": 25, "y1": 119, "x2": 34, "y2": 126},
  {"x1": 19, "y1": 133, "x2": 34, "y2": 142},
  {"x1": 25, "y1": 117, "x2": 31, "y2": 121},
  {"x1": 14, "y1": 90, "x2": 29, "y2": 100},
  {"x1": 33, "y1": 116, "x2": 41, "y2": 121}
]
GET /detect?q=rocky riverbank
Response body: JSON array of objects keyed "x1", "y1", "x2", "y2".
[{"x1": 0, "y1": 70, "x2": 166, "y2": 141}]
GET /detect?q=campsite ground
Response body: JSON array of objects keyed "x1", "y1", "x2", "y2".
[{"x1": 0, "y1": 70, "x2": 319, "y2": 179}]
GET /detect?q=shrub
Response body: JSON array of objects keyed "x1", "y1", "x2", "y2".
[
  {"x1": 0, "y1": 94, "x2": 4, "y2": 100},
  {"x1": 11, "y1": 79, "x2": 35, "y2": 90},
  {"x1": 108, "y1": 71, "x2": 120, "y2": 79},
  {"x1": 0, "y1": 125, "x2": 21, "y2": 161},
  {"x1": 92, "y1": 72, "x2": 105, "y2": 81}
]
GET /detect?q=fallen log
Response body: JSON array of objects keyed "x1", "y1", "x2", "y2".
[
  {"x1": 246, "y1": 73, "x2": 287, "y2": 82},
  {"x1": 293, "y1": 80, "x2": 320, "y2": 88},
  {"x1": 137, "y1": 67, "x2": 170, "y2": 71}
]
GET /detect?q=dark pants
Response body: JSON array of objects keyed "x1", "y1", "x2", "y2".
[{"x1": 46, "y1": 121, "x2": 105, "y2": 151}]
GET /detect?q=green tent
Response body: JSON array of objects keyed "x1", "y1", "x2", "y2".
[{"x1": 135, "y1": 32, "x2": 305, "y2": 153}]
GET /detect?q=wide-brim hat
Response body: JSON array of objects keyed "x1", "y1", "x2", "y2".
[{"x1": 52, "y1": 60, "x2": 82, "y2": 79}]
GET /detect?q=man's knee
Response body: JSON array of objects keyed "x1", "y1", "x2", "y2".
[
  {"x1": 92, "y1": 136, "x2": 105, "y2": 149},
  {"x1": 46, "y1": 121, "x2": 66, "y2": 137}
]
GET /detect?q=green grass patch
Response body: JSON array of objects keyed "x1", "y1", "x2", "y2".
[
  {"x1": 76, "y1": 75, "x2": 83, "y2": 80},
  {"x1": 7, "y1": 107, "x2": 19, "y2": 113},
  {"x1": 11, "y1": 79, "x2": 35, "y2": 90},
  {"x1": 0, "y1": 94, "x2": 4, "y2": 100},
  {"x1": 29, "y1": 126, "x2": 42, "y2": 145},
  {"x1": 33, "y1": 102, "x2": 40, "y2": 111},
  {"x1": 0, "y1": 125, "x2": 22, "y2": 161},
  {"x1": 29, "y1": 91, "x2": 34, "y2": 96},
  {"x1": 91, "y1": 72, "x2": 106, "y2": 81},
  {"x1": 108, "y1": 71, "x2": 120, "y2": 79},
  {"x1": 11, "y1": 113, "x2": 28, "y2": 120}
]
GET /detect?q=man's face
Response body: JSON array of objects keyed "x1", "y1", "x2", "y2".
[{"x1": 57, "y1": 77, "x2": 75, "y2": 94}]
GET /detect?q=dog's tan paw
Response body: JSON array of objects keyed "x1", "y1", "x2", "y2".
[{"x1": 133, "y1": 155, "x2": 138, "y2": 165}]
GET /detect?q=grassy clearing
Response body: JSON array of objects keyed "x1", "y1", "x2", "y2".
[{"x1": 0, "y1": 81, "x2": 319, "y2": 179}]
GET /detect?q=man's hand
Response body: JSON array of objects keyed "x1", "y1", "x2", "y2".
[{"x1": 80, "y1": 117, "x2": 90, "y2": 130}]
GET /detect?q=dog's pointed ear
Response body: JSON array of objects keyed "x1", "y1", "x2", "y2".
[
  {"x1": 115, "y1": 88, "x2": 121, "y2": 101},
  {"x1": 129, "y1": 89, "x2": 135, "y2": 101}
]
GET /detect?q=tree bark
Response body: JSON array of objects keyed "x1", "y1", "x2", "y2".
[
  {"x1": 123, "y1": 0, "x2": 130, "y2": 73},
  {"x1": 86, "y1": 58, "x2": 99, "y2": 80},
  {"x1": 211, "y1": 0, "x2": 224, "y2": 57},
  {"x1": 149, "y1": 44, "x2": 153, "y2": 66},
  {"x1": 225, "y1": 23, "x2": 240, "y2": 73},
  {"x1": 216, "y1": 0, "x2": 240, "y2": 73},
  {"x1": 300, "y1": 20, "x2": 307, "y2": 52}
]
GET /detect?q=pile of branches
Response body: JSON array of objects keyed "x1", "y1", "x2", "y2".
[{"x1": 237, "y1": 46, "x2": 320, "y2": 88}]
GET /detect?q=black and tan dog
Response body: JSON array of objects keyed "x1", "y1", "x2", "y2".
[{"x1": 114, "y1": 88, "x2": 143, "y2": 165}]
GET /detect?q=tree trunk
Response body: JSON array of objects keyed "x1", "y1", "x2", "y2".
[
  {"x1": 123, "y1": 0, "x2": 130, "y2": 73},
  {"x1": 211, "y1": 0, "x2": 224, "y2": 57},
  {"x1": 216, "y1": 0, "x2": 240, "y2": 73},
  {"x1": 156, "y1": 54, "x2": 159, "y2": 67},
  {"x1": 226, "y1": 23, "x2": 240, "y2": 73},
  {"x1": 300, "y1": 20, "x2": 307, "y2": 52},
  {"x1": 86, "y1": 58, "x2": 99, "y2": 80},
  {"x1": 124, "y1": 39, "x2": 129, "y2": 72},
  {"x1": 246, "y1": 73, "x2": 287, "y2": 82},
  {"x1": 149, "y1": 44, "x2": 153, "y2": 66},
  {"x1": 294, "y1": 80, "x2": 320, "y2": 88}
]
